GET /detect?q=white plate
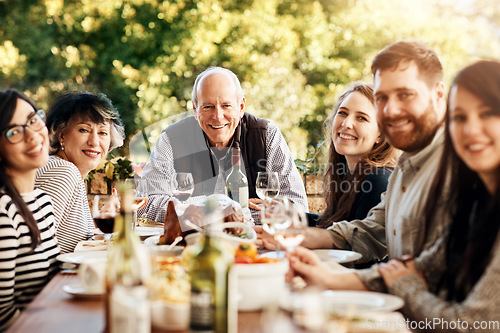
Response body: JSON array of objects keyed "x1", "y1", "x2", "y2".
[
  {"x1": 282, "y1": 290, "x2": 404, "y2": 315},
  {"x1": 63, "y1": 284, "x2": 103, "y2": 299},
  {"x1": 135, "y1": 226, "x2": 162, "y2": 240},
  {"x1": 56, "y1": 251, "x2": 107, "y2": 264},
  {"x1": 323, "y1": 290, "x2": 404, "y2": 314},
  {"x1": 143, "y1": 235, "x2": 184, "y2": 255},
  {"x1": 260, "y1": 251, "x2": 286, "y2": 259},
  {"x1": 261, "y1": 250, "x2": 362, "y2": 264},
  {"x1": 312, "y1": 249, "x2": 362, "y2": 264}
]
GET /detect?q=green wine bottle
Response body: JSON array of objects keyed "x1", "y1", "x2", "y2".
[
  {"x1": 189, "y1": 199, "x2": 233, "y2": 333},
  {"x1": 105, "y1": 182, "x2": 151, "y2": 333},
  {"x1": 225, "y1": 145, "x2": 249, "y2": 208}
]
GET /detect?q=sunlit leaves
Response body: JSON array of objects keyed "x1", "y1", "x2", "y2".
[
  {"x1": 0, "y1": 40, "x2": 26, "y2": 77},
  {"x1": 1, "y1": 0, "x2": 499, "y2": 160}
]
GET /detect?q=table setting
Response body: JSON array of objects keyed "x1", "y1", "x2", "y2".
[{"x1": 6, "y1": 193, "x2": 409, "y2": 333}]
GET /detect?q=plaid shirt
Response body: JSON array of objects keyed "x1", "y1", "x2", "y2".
[{"x1": 137, "y1": 120, "x2": 308, "y2": 223}]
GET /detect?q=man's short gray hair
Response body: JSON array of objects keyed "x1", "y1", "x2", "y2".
[{"x1": 191, "y1": 67, "x2": 244, "y2": 108}]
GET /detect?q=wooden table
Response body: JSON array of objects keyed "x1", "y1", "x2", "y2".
[{"x1": 5, "y1": 272, "x2": 305, "y2": 333}]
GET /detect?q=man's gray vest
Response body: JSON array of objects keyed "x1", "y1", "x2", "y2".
[{"x1": 165, "y1": 113, "x2": 268, "y2": 198}]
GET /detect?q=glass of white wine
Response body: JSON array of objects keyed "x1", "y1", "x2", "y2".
[
  {"x1": 274, "y1": 204, "x2": 308, "y2": 253},
  {"x1": 260, "y1": 197, "x2": 292, "y2": 258},
  {"x1": 256, "y1": 171, "x2": 280, "y2": 200}
]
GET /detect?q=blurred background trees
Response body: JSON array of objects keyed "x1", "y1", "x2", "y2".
[{"x1": 1, "y1": 0, "x2": 499, "y2": 167}]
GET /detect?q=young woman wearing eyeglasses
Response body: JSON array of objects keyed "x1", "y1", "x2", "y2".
[{"x1": 0, "y1": 89, "x2": 60, "y2": 330}]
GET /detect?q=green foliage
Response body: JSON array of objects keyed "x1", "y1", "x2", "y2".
[
  {"x1": 295, "y1": 140, "x2": 326, "y2": 176},
  {"x1": 1, "y1": 0, "x2": 499, "y2": 165},
  {"x1": 86, "y1": 156, "x2": 134, "y2": 185}
]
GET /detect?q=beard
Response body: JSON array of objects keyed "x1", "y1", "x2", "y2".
[{"x1": 380, "y1": 102, "x2": 441, "y2": 153}]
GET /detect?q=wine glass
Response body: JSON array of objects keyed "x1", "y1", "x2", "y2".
[
  {"x1": 170, "y1": 172, "x2": 194, "y2": 202},
  {"x1": 92, "y1": 194, "x2": 118, "y2": 246},
  {"x1": 256, "y1": 171, "x2": 280, "y2": 200},
  {"x1": 260, "y1": 197, "x2": 292, "y2": 258},
  {"x1": 274, "y1": 204, "x2": 308, "y2": 253},
  {"x1": 125, "y1": 178, "x2": 148, "y2": 229}
]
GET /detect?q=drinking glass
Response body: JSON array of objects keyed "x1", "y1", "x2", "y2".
[
  {"x1": 92, "y1": 194, "x2": 118, "y2": 245},
  {"x1": 260, "y1": 197, "x2": 292, "y2": 258},
  {"x1": 125, "y1": 178, "x2": 148, "y2": 229},
  {"x1": 255, "y1": 172, "x2": 280, "y2": 200},
  {"x1": 274, "y1": 204, "x2": 308, "y2": 253},
  {"x1": 170, "y1": 172, "x2": 194, "y2": 202}
]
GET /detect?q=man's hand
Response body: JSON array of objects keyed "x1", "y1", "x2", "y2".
[
  {"x1": 248, "y1": 198, "x2": 263, "y2": 211},
  {"x1": 253, "y1": 225, "x2": 278, "y2": 249}
]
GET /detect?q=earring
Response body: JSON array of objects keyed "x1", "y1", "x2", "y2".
[{"x1": 60, "y1": 142, "x2": 65, "y2": 151}]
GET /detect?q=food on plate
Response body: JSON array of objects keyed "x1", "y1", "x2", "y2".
[
  {"x1": 148, "y1": 256, "x2": 190, "y2": 304},
  {"x1": 159, "y1": 194, "x2": 251, "y2": 246},
  {"x1": 234, "y1": 243, "x2": 279, "y2": 264},
  {"x1": 137, "y1": 216, "x2": 163, "y2": 228},
  {"x1": 223, "y1": 226, "x2": 248, "y2": 239},
  {"x1": 234, "y1": 243, "x2": 258, "y2": 261}
]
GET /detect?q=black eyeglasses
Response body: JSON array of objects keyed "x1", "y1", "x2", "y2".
[{"x1": 1, "y1": 110, "x2": 46, "y2": 144}]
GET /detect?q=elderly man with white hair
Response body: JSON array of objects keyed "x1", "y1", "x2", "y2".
[{"x1": 138, "y1": 66, "x2": 307, "y2": 224}]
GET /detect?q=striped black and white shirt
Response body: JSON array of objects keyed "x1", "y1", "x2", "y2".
[
  {"x1": 35, "y1": 156, "x2": 94, "y2": 253},
  {"x1": 138, "y1": 121, "x2": 308, "y2": 223},
  {"x1": 0, "y1": 189, "x2": 60, "y2": 330}
]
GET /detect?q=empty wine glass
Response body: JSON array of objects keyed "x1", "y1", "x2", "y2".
[
  {"x1": 256, "y1": 171, "x2": 280, "y2": 200},
  {"x1": 92, "y1": 194, "x2": 118, "y2": 246},
  {"x1": 274, "y1": 204, "x2": 308, "y2": 253},
  {"x1": 170, "y1": 172, "x2": 194, "y2": 202}
]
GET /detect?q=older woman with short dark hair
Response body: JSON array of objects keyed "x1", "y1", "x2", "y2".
[{"x1": 35, "y1": 92, "x2": 125, "y2": 253}]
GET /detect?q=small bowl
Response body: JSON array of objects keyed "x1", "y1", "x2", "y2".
[
  {"x1": 233, "y1": 259, "x2": 289, "y2": 311},
  {"x1": 151, "y1": 300, "x2": 190, "y2": 330}
]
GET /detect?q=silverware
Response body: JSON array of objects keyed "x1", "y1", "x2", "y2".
[{"x1": 167, "y1": 236, "x2": 183, "y2": 250}]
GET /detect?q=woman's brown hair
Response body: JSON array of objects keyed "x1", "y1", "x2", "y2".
[
  {"x1": 0, "y1": 89, "x2": 42, "y2": 249},
  {"x1": 317, "y1": 82, "x2": 399, "y2": 228},
  {"x1": 423, "y1": 60, "x2": 500, "y2": 301}
]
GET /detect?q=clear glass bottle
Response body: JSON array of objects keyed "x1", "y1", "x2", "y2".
[
  {"x1": 189, "y1": 199, "x2": 233, "y2": 333},
  {"x1": 105, "y1": 182, "x2": 151, "y2": 333},
  {"x1": 225, "y1": 145, "x2": 249, "y2": 208}
]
